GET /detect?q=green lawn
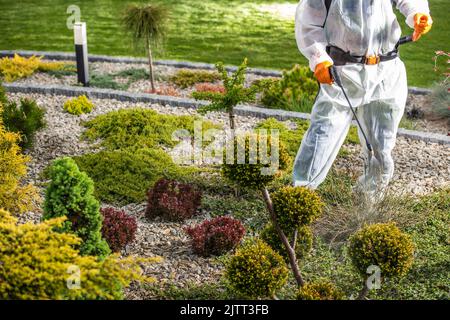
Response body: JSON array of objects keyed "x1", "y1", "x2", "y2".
[{"x1": 0, "y1": 0, "x2": 448, "y2": 87}]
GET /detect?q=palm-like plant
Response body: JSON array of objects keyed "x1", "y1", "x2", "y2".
[{"x1": 122, "y1": 3, "x2": 168, "y2": 92}]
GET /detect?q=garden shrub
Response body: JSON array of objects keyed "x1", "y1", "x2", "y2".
[
  {"x1": 73, "y1": 148, "x2": 191, "y2": 204},
  {"x1": 101, "y1": 207, "x2": 138, "y2": 252},
  {"x1": 0, "y1": 108, "x2": 39, "y2": 214},
  {"x1": 0, "y1": 209, "x2": 158, "y2": 300},
  {"x1": 63, "y1": 95, "x2": 95, "y2": 115},
  {"x1": 272, "y1": 186, "x2": 323, "y2": 231},
  {"x1": 221, "y1": 133, "x2": 291, "y2": 190},
  {"x1": 89, "y1": 73, "x2": 128, "y2": 90},
  {"x1": 146, "y1": 178, "x2": 202, "y2": 221},
  {"x1": 0, "y1": 54, "x2": 68, "y2": 82},
  {"x1": 2, "y1": 98, "x2": 46, "y2": 149},
  {"x1": 348, "y1": 223, "x2": 414, "y2": 278},
  {"x1": 184, "y1": 216, "x2": 245, "y2": 257},
  {"x1": 297, "y1": 280, "x2": 345, "y2": 300},
  {"x1": 257, "y1": 65, "x2": 318, "y2": 113},
  {"x1": 43, "y1": 157, "x2": 111, "y2": 258},
  {"x1": 0, "y1": 84, "x2": 7, "y2": 106},
  {"x1": 260, "y1": 223, "x2": 312, "y2": 260},
  {"x1": 170, "y1": 69, "x2": 220, "y2": 88},
  {"x1": 225, "y1": 239, "x2": 288, "y2": 298},
  {"x1": 0, "y1": 54, "x2": 41, "y2": 82},
  {"x1": 151, "y1": 85, "x2": 181, "y2": 97},
  {"x1": 429, "y1": 82, "x2": 450, "y2": 119},
  {"x1": 193, "y1": 82, "x2": 226, "y2": 95},
  {"x1": 194, "y1": 59, "x2": 261, "y2": 130},
  {"x1": 115, "y1": 68, "x2": 150, "y2": 82},
  {"x1": 82, "y1": 108, "x2": 219, "y2": 151}
]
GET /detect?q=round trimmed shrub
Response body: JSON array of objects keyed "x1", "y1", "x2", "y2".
[
  {"x1": 272, "y1": 186, "x2": 323, "y2": 231},
  {"x1": 222, "y1": 133, "x2": 291, "y2": 190},
  {"x1": 225, "y1": 239, "x2": 289, "y2": 298},
  {"x1": 146, "y1": 178, "x2": 202, "y2": 221},
  {"x1": 101, "y1": 207, "x2": 138, "y2": 252},
  {"x1": 348, "y1": 223, "x2": 414, "y2": 278},
  {"x1": 64, "y1": 95, "x2": 94, "y2": 115},
  {"x1": 297, "y1": 280, "x2": 345, "y2": 300},
  {"x1": 260, "y1": 223, "x2": 312, "y2": 261},
  {"x1": 184, "y1": 216, "x2": 245, "y2": 257}
]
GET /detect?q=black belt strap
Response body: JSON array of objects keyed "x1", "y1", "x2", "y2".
[{"x1": 326, "y1": 45, "x2": 399, "y2": 66}]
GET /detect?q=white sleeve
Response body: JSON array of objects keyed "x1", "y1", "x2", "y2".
[
  {"x1": 394, "y1": 0, "x2": 431, "y2": 28},
  {"x1": 295, "y1": 0, "x2": 333, "y2": 72}
]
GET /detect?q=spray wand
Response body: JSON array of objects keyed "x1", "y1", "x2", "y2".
[{"x1": 329, "y1": 35, "x2": 414, "y2": 156}]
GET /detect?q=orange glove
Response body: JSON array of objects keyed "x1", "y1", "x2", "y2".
[
  {"x1": 314, "y1": 61, "x2": 333, "y2": 85},
  {"x1": 413, "y1": 13, "x2": 433, "y2": 41}
]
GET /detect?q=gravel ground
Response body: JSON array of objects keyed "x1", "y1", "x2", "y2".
[
  {"x1": 13, "y1": 59, "x2": 447, "y2": 135},
  {"x1": 7, "y1": 91, "x2": 449, "y2": 299}
]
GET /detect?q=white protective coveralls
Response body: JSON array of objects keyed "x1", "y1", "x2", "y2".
[{"x1": 293, "y1": 0, "x2": 431, "y2": 194}]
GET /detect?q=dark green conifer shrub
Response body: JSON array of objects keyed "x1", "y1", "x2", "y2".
[
  {"x1": 43, "y1": 157, "x2": 110, "y2": 258},
  {"x1": 1, "y1": 97, "x2": 45, "y2": 149}
]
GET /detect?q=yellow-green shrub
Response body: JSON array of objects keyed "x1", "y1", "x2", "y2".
[
  {"x1": 225, "y1": 239, "x2": 288, "y2": 298},
  {"x1": 0, "y1": 107, "x2": 39, "y2": 214},
  {"x1": 64, "y1": 95, "x2": 95, "y2": 115},
  {"x1": 0, "y1": 54, "x2": 41, "y2": 82},
  {"x1": 0, "y1": 54, "x2": 69, "y2": 82},
  {"x1": 260, "y1": 223, "x2": 312, "y2": 261},
  {"x1": 272, "y1": 186, "x2": 323, "y2": 231},
  {"x1": 170, "y1": 69, "x2": 220, "y2": 88},
  {"x1": 0, "y1": 209, "x2": 159, "y2": 300},
  {"x1": 348, "y1": 223, "x2": 414, "y2": 278},
  {"x1": 221, "y1": 133, "x2": 291, "y2": 190},
  {"x1": 297, "y1": 280, "x2": 345, "y2": 300}
]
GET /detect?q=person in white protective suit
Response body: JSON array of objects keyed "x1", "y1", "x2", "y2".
[{"x1": 293, "y1": 0, "x2": 433, "y2": 195}]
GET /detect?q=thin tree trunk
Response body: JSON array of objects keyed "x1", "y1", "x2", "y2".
[
  {"x1": 262, "y1": 187, "x2": 305, "y2": 287},
  {"x1": 146, "y1": 37, "x2": 156, "y2": 93},
  {"x1": 357, "y1": 282, "x2": 370, "y2": 300}
]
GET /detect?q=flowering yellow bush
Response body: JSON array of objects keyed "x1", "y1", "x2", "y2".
[
  {"x1": 0, "y1": 54, "x2": 68, "y2": 82},
  {"x1": 225, "y1": 239, "x2": 288, "y2": 298},
  {"x1": 0, "y1": 209, "x2": 160, "y2": 300},
  {"x1": 64, "y1": 95, "x2": 95, "y2": 115},
  {"x1": 0, "y1": 107, "x2": 39, "y2": 214}
]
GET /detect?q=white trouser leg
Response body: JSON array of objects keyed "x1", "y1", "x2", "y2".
[
  {"x1": 293, "y1": 92, "x2": 353, "y2": 189},
  {"x1": 356, "y1": 60, "x2": 407, "y2": 195}
]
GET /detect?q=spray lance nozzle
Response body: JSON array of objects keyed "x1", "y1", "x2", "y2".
[{"x1": 329, "y1": 66, "x2": 374, "y2": 155}]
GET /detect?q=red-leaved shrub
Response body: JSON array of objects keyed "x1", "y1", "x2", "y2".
[
  {"x1": 145, "y1": 178, "x2": 202, "y2": 221},
  {"x1": 194, "y1": 82, "x2": 226, "y2": 94},
  {"x1": 101, "y1": 207, "x2": 138, "y2": 252},
  {"x1": 146, "y1": 85, "x2": 181, "y2": 97},
  {"x1": 185, "y1": 216, "x2": 246, "y2": 257}
]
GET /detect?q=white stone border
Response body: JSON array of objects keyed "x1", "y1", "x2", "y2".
[{"x1": 4, "y1": 82, "x2": 448, "y2": 145}]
